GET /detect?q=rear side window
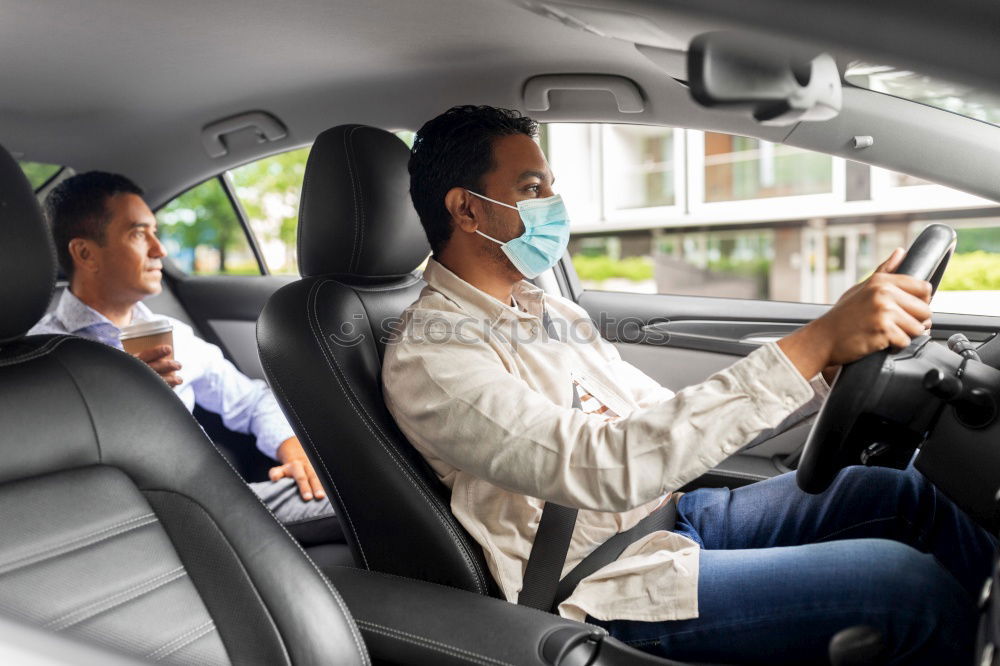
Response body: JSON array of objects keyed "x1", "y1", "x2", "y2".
[
  {"x1": 158, "y1": 132, "x2": 414, "y2": 277},
  {"x1": 229, "y1": 147, "x2": 310, "y2": 276},
  {"x1": 157, "y1": 178, "x2": 261, "y2": 276},
  {"x1": 18, "y1": 161, "x2": 61, "y2": 190}
]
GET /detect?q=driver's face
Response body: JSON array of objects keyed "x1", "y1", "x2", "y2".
[{"x1": 473, "y1": 133, "x2": 556, "y2": 244}]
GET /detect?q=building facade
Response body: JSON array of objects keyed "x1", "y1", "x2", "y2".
[{"x1": 545, "y1": 123, "x2": 1000, "y2": 314}]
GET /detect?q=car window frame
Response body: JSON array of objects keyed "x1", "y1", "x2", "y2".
[{"x1": 154, "y1": 174, "x2": 267, "y2": 277}]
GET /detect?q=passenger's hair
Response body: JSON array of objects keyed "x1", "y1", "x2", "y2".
[
  {"x1": 409, "y1": 105, "x2": 538, "y2": 255},
  {"x1": 46, "y1": 171, "x2": 144, "y2": 277}
]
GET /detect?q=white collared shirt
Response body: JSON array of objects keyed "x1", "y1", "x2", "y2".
[
  {"x1": 382, "y1": 258, "x2": 828, "y2": 622},
  {"x1": 29, "y1": 289, "x2": 294, "y2": 460}
]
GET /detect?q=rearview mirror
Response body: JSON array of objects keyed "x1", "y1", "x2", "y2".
[{"x1": 687, "y1": 32, "x2": 842, "y2": 126}]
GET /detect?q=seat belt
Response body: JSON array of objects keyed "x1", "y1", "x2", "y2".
[
  {"x1": 553, "y1": 496, "x2": 677, "y2": 610},
  {"x1": 517, "y1": 308, "x2": 678, "y2": 613},
  {"x1": 517, "y1": 308, "x2": 581, "y2": 611}
]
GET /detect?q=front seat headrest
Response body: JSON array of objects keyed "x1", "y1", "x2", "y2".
[
  {"x1": 0, "y1": 144, "x2": 56, "y2": 344},
  {"x1": 298, "y1": 124, "x2": 430, "y2": 280}
]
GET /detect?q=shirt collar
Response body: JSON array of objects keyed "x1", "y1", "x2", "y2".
[
  {"x1": 53, "y1": 289, "x2": 155, "y2": 334},
  {"x1": 422, "y1": 258, "x2": 546, "y2": 325}
]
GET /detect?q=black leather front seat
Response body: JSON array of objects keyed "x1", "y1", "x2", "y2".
[
  {"x1": 258, "y1": 125, "x2": 498, "y2": 597},
  {"x1": 0, "y1": 145, "x2": 369, "y2": 665}
]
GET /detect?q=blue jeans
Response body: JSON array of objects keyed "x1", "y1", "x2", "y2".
[{"x1": 589, "y1": 465, "x2": 997, "y2": 665}]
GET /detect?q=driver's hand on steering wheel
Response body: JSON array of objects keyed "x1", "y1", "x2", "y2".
[{"x1": 778, "y1": 247, "x2": 933, "y2": 381}]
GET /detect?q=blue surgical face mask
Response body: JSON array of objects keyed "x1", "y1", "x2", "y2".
[{"x1": 467, "y1": 190, "x2": 571, "y2": 279}]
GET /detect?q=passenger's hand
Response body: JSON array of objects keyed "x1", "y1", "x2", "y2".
[
  {"x1": 779, "y1": 248, "x2": 933, "y2": 380},
  {"x1": 269, "y1": 437, "x2": 326, "y2": 502},
  {"x1": 133, "y1": 345, "x2": 183, "y2": 388}
]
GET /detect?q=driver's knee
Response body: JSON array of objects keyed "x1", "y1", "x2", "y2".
[
  {"x1": 828, "y1": 464, "x2": 932, "y2": 519},
  {"x1": 851, "y1": 540, "x2": 976, "y2": 664}
]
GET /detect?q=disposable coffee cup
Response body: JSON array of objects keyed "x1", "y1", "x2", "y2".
[{"x1": 120, "y1": 319, "x2": 174, "y2": 360}]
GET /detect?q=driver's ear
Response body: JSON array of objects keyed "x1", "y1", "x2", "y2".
[
  {"x1": 68, "y1": 238, "x2": 100, "y2": 275},
  {"x1": 445, "y1": 187, "x2": 480, "y2": 234}
]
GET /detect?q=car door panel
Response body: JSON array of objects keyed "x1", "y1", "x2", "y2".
[
  {"x1": 162, "y1": 269, "x2": 297, "y2": 481},
  {"x1": 579, "y1": 288, "x2": 1000, "y2": 488},
  {"x1": 166, "y1": 270, "x2": 297, "y2": 381}
]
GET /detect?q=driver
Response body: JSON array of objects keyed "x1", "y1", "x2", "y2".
[{"x1": 383, "y1": 105, "x2": 997, "y2": 664}]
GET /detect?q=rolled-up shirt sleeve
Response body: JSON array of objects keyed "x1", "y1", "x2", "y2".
[
  {"x1": 587, "y1": 324, "x2": 831, "y2": 451},
  {"x1": 383, "y1": 314, "x2": 815, "y2": 513},
  {"x1": 185, "y1": 334, "x2": 294, "y2": 460}
]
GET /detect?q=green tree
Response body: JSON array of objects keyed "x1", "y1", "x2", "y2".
[
  {"x1": 18, "y1": 161, "x2": 60, "y2": 189},
  {"x1": 230, "y1": 147, "x2": 311, "y2": 274},
  {"x1": 157, "y1": 178, "x2": 245, "y2": 274}
]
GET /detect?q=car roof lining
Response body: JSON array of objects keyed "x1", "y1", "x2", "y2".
[{"x1": 2, "y1": 0, "x2": 998, "y2": 206}]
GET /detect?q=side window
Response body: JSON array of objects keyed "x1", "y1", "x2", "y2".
[
  {"x1": 547, "y1": 123, "x2": 998, "y2": 316},
  {"x1": 159, "y1": 134, "x2": 416, "y2": 278},
  {"x1": 18, "y1": 161, "x2": 61, "y2": 190},
  {"x1": 229, "y1": 147, "x2": 311, "y2": 275},
  {"x1": 227, "y1": 134, "x2": 415, "y2": 275},
  {"x1": 157, "y1": 178, "x2": 261, "y2": 276}
]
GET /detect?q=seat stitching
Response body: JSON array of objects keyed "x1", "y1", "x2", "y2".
[
  {"x1": 313, "y1": 280, "x2": 489, "y2": 592},
  {"x1": 355, "y1": 620, "x2": 514, "y2": 666},
  {"x1": 152, "y1": 622, "x2": 219, "y2": 662},
  {"x1": 351, "y1": 126, "x2": 367, "y2": 273},
  {"x1": 51, "y1": 345, "x2": 104, "y2": 462},
  {"x1": 0, "y1": 513, "x2": 157, "y2": 576},
  {"x1": 143, "y1": 489, "x2": 294, "y2": 666},
  {"x1": 311, "y1": 278, "x2": 484, "y2": 588},
  {"x1": 146, "y1": 619, "x2": 216, "y2": 661},
  {"x1": 347, "y1": 274, "x2": 423, "y2": 293},
  {"x1": 0, "y1": 335, "x2": 70, "y2": 366},
  {"x1": 47, "y1": 566, "x2": 187, "y2": 631},
  {"x1": 307, "y1": 279, "x2": 489, "y2": 593},
  {"x1": 344, "y1": 126, "x2": 362, "y2": 273},
  {"x1": 258, "y1": 332, "x2": 369, "y2": 568},
  {"x1": 327, "y1": 568, "x2": 584, "y2": 625},
  {"x1": 253, "y1": 352, "x2": 371, "y2": 665},
  {"x1": 146, "y1": 480, "x2": 369, "y2": 664}
]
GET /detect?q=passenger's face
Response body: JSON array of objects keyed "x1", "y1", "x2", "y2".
[
  {"x1": 89, "y1": 193, "x2": 166, "y2": 302},
  {"x1": 472, "y1": 133, "x2": 556, "y2": 270}
]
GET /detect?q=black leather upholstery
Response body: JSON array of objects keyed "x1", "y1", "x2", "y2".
[
  {"x1": 0, "y1": 150, "x2": 56, "y2": 344},
  {"x1": 298, "y1": 124, "x2": 430, "y2": 278},
  {"x1": 0, "y1": 143, "x2": 369, "y2": 665},
  {"x1": 258, "y1": 125, "x2": 498, "y2": 596}
]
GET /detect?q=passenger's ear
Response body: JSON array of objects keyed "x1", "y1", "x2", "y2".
[
  {"x1": 68, "y1": 238, "x2": 99, "y2": 274},
  {"x1": 444, "y1": 187, "x2": 479, "y2": 234}
]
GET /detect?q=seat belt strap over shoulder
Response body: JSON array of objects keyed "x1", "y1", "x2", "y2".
[{"x1": 517, "y1": 307, "x2": 678, "y2": 613}]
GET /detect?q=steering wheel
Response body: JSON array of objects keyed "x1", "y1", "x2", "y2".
[{"x1": 796, "y1": 224, "x2": 957, "y2": 494}]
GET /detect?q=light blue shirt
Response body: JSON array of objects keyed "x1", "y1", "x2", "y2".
[{"x1": 29, "y1": 289, "x2": 294, "y2": 460}]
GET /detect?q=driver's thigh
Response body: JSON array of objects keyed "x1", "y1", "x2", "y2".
[
  {"x1": 677, "y1": 465, "x2": 995, "y2": 595},
  {"x1": 593, "y1": 539, "x2": 976, "y2": 666}
]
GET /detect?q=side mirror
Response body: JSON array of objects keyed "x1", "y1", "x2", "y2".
[{"x1": 687, "y1": 32, "x2": 842, "y2": 126}]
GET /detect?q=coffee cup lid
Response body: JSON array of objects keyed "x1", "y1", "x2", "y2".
[{"x1": 119, "y1": 318, "x2": 173, "y2": 340}]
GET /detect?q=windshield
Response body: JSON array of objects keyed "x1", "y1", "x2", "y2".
[{"x1": 845, "y1": 62, "x2": 1000, "y2": 128}]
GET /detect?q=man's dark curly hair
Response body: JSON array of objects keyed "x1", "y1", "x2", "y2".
[
  {"x1": 408, "y1": 105, "x2": 538, "y2": 255},
  {"x1": 46, "y1": 171, "x2": 144, "y2": 277}
]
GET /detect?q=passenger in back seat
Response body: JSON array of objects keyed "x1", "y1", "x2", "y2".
[{"x1": 29, "y1": 171, "x2": 342, "y2": 546}]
